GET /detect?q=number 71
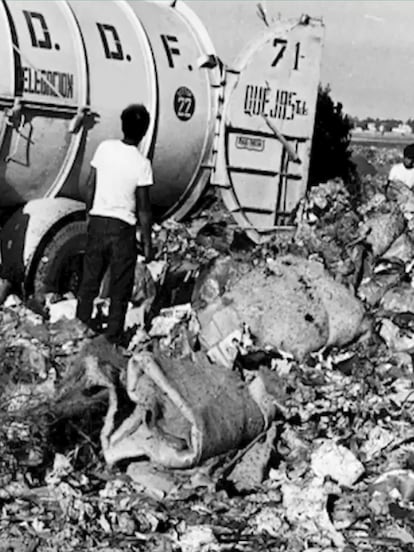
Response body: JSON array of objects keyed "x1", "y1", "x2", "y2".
[{"x1": 271, "y1": 39, "x2": 301, "y2": 70}]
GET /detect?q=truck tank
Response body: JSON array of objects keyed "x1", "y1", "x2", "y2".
[
  {"x1": 0, "y1": 0, "x2": 220, "y2": 219},
  {"x1": 0, "y1": 1, "x2": 324, "y2": 297},
  {"x1": 0, "y1": 0, "x2": 221, "y2": 294}
]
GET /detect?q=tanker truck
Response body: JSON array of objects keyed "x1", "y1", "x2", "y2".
[{"x1": 0, "y1": 0, "x2": 323, "y2": 299}]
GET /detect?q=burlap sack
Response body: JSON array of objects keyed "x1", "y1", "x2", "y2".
[
  {"x1": 290, "y1": 256, "x2": 366, "y2": 347},
  {"x1": 100, "y1": 351, "x2": 276, "y2": 468},
  {"x1": 213, "y1": 255, "x2": 366, "y2": 360}
]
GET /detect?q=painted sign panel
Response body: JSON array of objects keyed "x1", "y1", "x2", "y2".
[{"x1": 216, "y1": 18, "x2": 324, "y2": 242}]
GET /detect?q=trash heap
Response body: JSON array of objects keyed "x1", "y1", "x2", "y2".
[{"x1": 3, "y1": 149, "x2": 414, "y2": 551}]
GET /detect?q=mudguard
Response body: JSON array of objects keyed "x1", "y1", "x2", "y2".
[{"x1": 0, "y1": 197, "x2": 85, "y2": 290}]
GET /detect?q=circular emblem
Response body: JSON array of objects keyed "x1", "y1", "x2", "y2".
[{"x1": 174, "y1": 86, "x2": 196, "y2": 121}]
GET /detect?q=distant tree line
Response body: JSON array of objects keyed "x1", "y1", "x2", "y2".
[{"x1": 351, "y1": 116, "x2": 414, "y2": 132}]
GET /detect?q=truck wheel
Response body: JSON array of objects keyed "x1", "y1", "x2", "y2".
[{"x1": 31, "y1": 220, "x2": 87, "y2": 297}]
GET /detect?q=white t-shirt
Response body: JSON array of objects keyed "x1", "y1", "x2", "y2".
[
  {"x1": 388, "y1": 163, "x2": 414, "y2": 189},
  {"x1": 89, "y1": 139, "x2": 153, "y2": 226}
]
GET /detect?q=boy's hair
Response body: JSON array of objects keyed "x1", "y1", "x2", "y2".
[
  {"x1": 403, "y1": 143, "x2": 414, "y2": 160},
  {"x1": 121, "y1": 104, "x2": 150, "y2": 142}
]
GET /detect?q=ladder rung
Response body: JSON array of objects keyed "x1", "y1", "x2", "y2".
[
  {"x1": 230, "y1": 206, "x2": 275, "y2": 215},
  {"x1": 227, "y1": 125, "x2": 309, "y2": 142},
  {"x1": 228, "y1": 166, "x2": 278, "y2": 177}
]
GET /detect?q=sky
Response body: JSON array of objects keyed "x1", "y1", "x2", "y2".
[{"x1": 189, "y1": 1, "x2": 414, "y2": 121}]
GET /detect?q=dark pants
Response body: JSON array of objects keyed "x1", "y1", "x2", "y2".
[{"x1": 76, "y1": 216, "x2": 137, "y2": 343}]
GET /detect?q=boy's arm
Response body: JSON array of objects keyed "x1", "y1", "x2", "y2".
[
  {"x1": 85, "y1": 167, "x2": 97, "y2": 213},
  {"x1": 135, "y1": 186, "x2": 153, "y2": 262}
]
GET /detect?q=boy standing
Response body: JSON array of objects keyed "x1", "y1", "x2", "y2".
[{"x1": 76, "y1": 104, "x2": 153, "y2": 344}]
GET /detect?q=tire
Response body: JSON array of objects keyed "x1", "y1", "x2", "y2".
[{"x1": 31, "y1": 220, "x2": 87, "y2": 297}]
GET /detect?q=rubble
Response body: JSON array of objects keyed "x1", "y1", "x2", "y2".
[
  {"x1": 227, "y1": 423, "x2": 278, "y2": 492},
  {"x1": 369, "y1": 469, "x2": 414, "y2": 516},
  {"x1": 310, "y1": 440, "x2": 365, "y2": 487},
  {"x1": 47, "y1": 298, "x2": 78, "y2": 323},
  {"x1": 382, "y1": 233, "x2": 414, "y2": 263},
  {"x1": 178, "y1": 525, "x2": 218, "y2": 552},
  {"x1": 293, "y1": 179, "x2": 363, "y2": 286},
  {"x1": 381, "y1": 284, "x2": 414, "y2": 313},
  {"x1": 360, "y1": 208, "x2": 405, "y2": 257},
  {"x1": 282, "y1": 476, "x2": 345, "y2": 547},
  {"x1": 4, "y1": 146, "x2": 414, "y2": 550}
]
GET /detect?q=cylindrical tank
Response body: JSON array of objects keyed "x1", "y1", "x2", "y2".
[{"x1": 0, "y1": 0, "x2": 220, "y2": 220}]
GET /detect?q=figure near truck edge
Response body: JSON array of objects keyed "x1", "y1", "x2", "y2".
[
  {"x1": 76, "y1": 104, "x2": 153, "y2": 345},
  {"x1": 387, "y1": 143, "x2": 414, "y2": 193}
]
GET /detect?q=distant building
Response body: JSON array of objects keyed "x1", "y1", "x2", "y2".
[
  {"x1": 367, "y1": 122, "x2": 377, "y2": 132},
  {"x1": 392, "y1": 123, "x2": 412, "y2": 135}
]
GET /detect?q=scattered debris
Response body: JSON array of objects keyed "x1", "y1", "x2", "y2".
[
  {"x1": 3, "y1": 147, "x2": 414, "y2": 550},
  {"x1": 228, "y1": 423, "x2": 278, "y2": 492},
  {"x1": 311, "y1": 440, "x2": 365, "y2": 486},
  {"x1": 47, "y1": 298, "x2": 78, "y2": 323},
  {"x1": 178, "y1": 524, "x2": 218, "y2": 552},
  {"x1": 282, "y1": 476, "x2": 345, "y2": 547}
]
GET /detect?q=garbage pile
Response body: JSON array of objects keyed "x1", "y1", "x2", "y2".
[{"x1": 3, "y1": 149, "x2": 414, "y2": 551}]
